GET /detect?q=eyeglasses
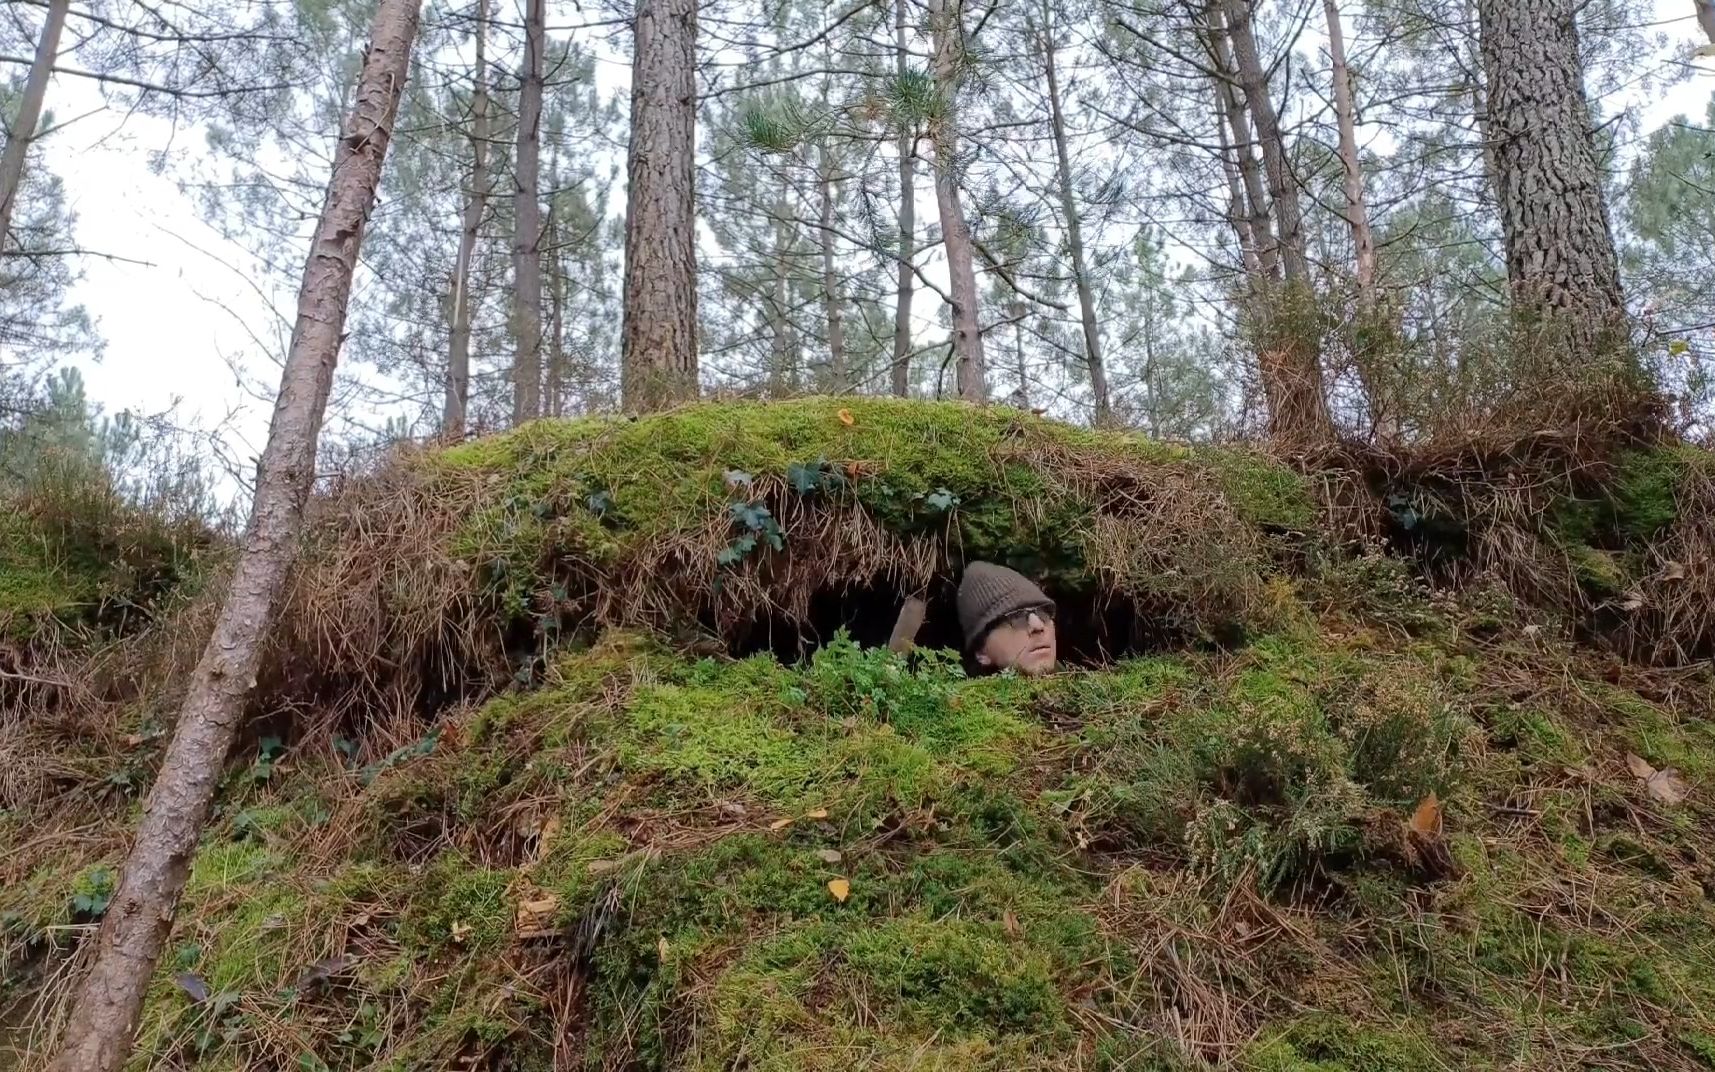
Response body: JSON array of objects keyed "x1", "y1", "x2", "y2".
[{"x1": 998, "y1": 604, "x2": 1055, "y2": 631}]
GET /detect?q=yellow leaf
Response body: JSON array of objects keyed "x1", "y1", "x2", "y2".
[
  {"x1": 1407, "y1": 791, "x2": 1442, "y2": 838},
  {"x1": 1626, "y1": 753, "x2": 1657, "y2": 780},
  {"x1": 804, "y1": 808, "x2": 830, "y2": 820},
  {"x1": 539, "y1": 815, "x2": 563, "y2": 847},
  {"x1": 827, "y1": 878, "x2": 851, "y2": 903},
  {"x1": 451, "y1": 921, "x2": 472, "y2": 944},
  {"x1": 836, "y1": 408, "x2": 855, "y2": 426},
  {"x1": 769, "y1": 817, "x2": 794, "y2": 831},
  {"x1": 658, "y1": 936, "x2": 671, "y2": 961}
]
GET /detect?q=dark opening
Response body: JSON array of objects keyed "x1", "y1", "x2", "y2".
[{"x1": 726, "y1": 577, "x2": 1219, "y2": 669}]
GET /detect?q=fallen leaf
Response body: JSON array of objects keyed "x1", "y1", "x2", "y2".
[
  {"x1": 657, "y1": 936, "x2": 671, "y2": 962},
  {"x1": 804, "y1": 808, "x2": 830, "y2": 820},
  {"x1": 122, "y1": 733, "x2": 144, "y2": 749},
  {"x1": 769, "y1": 817, "x2": 794, "y2": 831},
  {"x1": 451, "y1": 921, "x2": 472, "y2": 944},
  {"x1": 586, "y1": 858, "x2": 621, "y2": 876},
  {"x1": 1522, "y1": 624, "x2": 1542, "y2": 638},
  {"x1": 1626, "y1": 753, "x2": 1657, "y2": 780},
  {"x1": 1003, "y1": 910, "x2": 1021, "y2": 937},
  {"x1": 815, "y1": 849, "x2": 843, "y2": 864},
  {"x1": 1647, "y1": 768, "x2": 1690, "y2": 805},
  {"x1": 516, "y1": 892, "x2": 561, "y2": 933},
  {"x1": 1661, "y1": 561, "x2": 1687, "y2": 581},
  {"x1": 293, "y1": 955, "x2": 353, "y2": 991},
  {"x1": 538, "y1": 815, "x2": 563, "y2": 848},
  {"x1": 174, "y1": 972, "x2": 210, "y2": 1004},
  {"x1": 836, "y1": 408, "x2": 855, "y2": 426},
  {"x1": 1620, "y1": 592, "x2": 1646, "y2": 612},
  {"x1": 827, "y1": 878, "x2": 851, "y2": 903},
  {"x1": 1407, "y1": 792, "x2": 1443, "y2": 838}
]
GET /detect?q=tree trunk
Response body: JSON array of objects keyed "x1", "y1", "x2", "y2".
[
  {"x1": 511, "y1": 0, "x2": 545, "y2": 424},
  {"x1": 1222, "y1": 0, "x2": 1308, "y2": 284},
  {"x1": 547, "y1": 196, "x2": 565, "y2": 417},
  {"x1": 891, "y1": 0, "x2": 915, "y2": 398},
  {"x1": 1221, "y1": 0, "x2": 1333, "y2": 445},
  {"x1": 0, "y1": 0, "x2": 69, "y2": 247},
  {"x1": 1323, "y1": 0, "x2": 1375, "y2": 302},
  {"x1": 1323, "y1": 0, "x2": 1395, "y2": 440},
  {"x1": 1214, "y1": 82, "x2": 1262, "y2": 277},
  {"x1": 1039, "y1": 4, "x2": 1109, "y2": 425},
  {"x1": 1205, "y1": 5, "x2": 1277, "y2": 280},
  {"x1": 818, "y1": 143, "x2": 847, "y2": 393},
  {"x1": 927, "y1": 0, "x2": 986, "y2": 402},
  {"x1": 1476, "y1": 0, "x2": 1626, "y2": 342},
  {"x1": 44, "y1": 5, "x2": 420, "y2": 1070},
  {"x1": 443, "y1": 0, "x2": 490, "y2": 439},
  {"x1": 622, "y1": 0, "x2": 699, "y2": 412}
]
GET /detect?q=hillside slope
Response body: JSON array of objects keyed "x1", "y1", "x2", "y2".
[{"x1": 3, "y1": 399, "x2": 1713, "y2": 1071}]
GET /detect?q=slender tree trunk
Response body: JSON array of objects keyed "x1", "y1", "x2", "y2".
[
  {"x1": 1223, "y1": 0, "x2": 1308, "y2": 283},
  {"x1": 547, "y1": 198, "x2": 566, "y2": 417},
  {"x1": 622, "y1": 0, "x2": 699, "y2": 411},
  {"x1": 891, "y1": 0, "x2": 915, "y2": 398},
  {"x1": 1213, "y1": 83, "x2": 1262, "y2": 277},
  {"x1": 1476, "y1": 0, "x2": 1626, "y2": 344},
  {"x1": 511, "y1": 0, "x2": 545, "y2": 424},
  {"x1": 44, "y1": 5, "x2": 420, "y2": 1070},
  {"x1": 0, "y1": 0, "x2": 69, "y2": 247},
  {"x1": 1012, "y1": 301, "x2": 1030, "y2": 408},
  {"x1": 1323, "y1": 0, "x2": 1375, "y2": 302},
  {"x1": 1039, "y1": 4, "x2": 1109, "y2": 425},
  {"x1": 927, "y1": 0, "x2": 986, "y2": 402},
  {"x1": 818, "y1": 144, "x2": 847, "y2": 393},
  {"x1": 443, "y1": 0, "x2": 490, "y2": 438},
  {"x1": 1322, "y1": 0, "x2": 1395, "y2": 440},
  {"x1": 1222, "y1": 0, "x2": 1333, "y2": 444},
  {"x1": 1205, "y1": 5, "x2": 1277, "y2": 280},
  {"x1": 769, "y1": 190, "x2": 793, "y2": 395}
]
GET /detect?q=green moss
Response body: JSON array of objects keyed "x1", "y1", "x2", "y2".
[
  {"x1": 427, "y1": 398, "x2": 1300, "y2": 637},
  {"x1": 403, "y1": 855, "x2": 514, "y2": 955},
  {"x1": 1244, "y1": 1015, "x2": 1438, "y2": 1071}
]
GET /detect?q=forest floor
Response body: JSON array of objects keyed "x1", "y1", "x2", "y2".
[{"x1": 2, "y1": 398, "x2": 1713, "y2": 1071}]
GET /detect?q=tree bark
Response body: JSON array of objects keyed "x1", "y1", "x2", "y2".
[
  {"x1": 927, "y1": 0, "x2": 986, "y2": 402},
  {"x1": 1213, "y1": 81, "x2": 1262, "y2": 277},
  {"x1": 1222, "y1": 0, "x2": 1308, "y2": 283},
  {"x1": 891, "y1": 0, "x2": 915, "y2": 398},
  {"x1": 818, "y1": 143, "x2": 847, "y2": 393},
  {"x1": 1205, "y1": 4, "x2": 1277, "y2": 280},
  {"x1": 621, "y1": 0, "x2": 699, "y2": 412},
  {"x1": 1323, "y1": 0, "x2": 1375, "y2": 302},
  {"x1": 0, "y1": 0, "x2": 69, "y2": 248},
  {"x1": 443, "y1": 0, "x2": 490, "y2": 438},
  {"x1": 1039, "y1": 4, "x2": 1109, "y2": 425},
  {"x1": 511, "y1": 0, "x2": 545, "y2": 424},
  {"x1": 1476, "y1": 0, "x2": 1626, "y2": 343},
  {"x1": 44, "y1": 4, "x2": 420, "y2": 1070},
  {"x1": 546, "y1": 195, "x2": 565, "y2": 417},
  {"x1": 1221, "y1": 0, "x2": 1333, "y2": 445}
]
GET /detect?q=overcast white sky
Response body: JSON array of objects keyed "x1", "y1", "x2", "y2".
[{"x1": 31, "y1": 1, "x2": 1715, "y2": 487}]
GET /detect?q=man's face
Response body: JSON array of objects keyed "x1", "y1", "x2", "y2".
[{"x1": 975, "y1": 607, "x2": 1057, "y2": 676}]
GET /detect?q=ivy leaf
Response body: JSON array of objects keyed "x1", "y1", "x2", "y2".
[
  {"x1": 787, "y1": 461, "x2": 822, "y2": 495},
  {"x1": 924, "y1": 488, "x2": 958, "y2": 512},
  {"x1": 723, "y1": 469, "x2": 753, "y2": 489},
  {"x1": 717, "y1": 535, "x2": 757, "y2": 566},
  {"x1": 586, "y1": 490, "x2": 613, "y2": 517}
]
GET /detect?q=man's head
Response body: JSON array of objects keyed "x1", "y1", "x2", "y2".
[{"x1": 957, "y1": 562, "x2": 1057, "y2": 675}]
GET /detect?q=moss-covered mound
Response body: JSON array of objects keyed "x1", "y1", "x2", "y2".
[
  {"x1": 5, "y1": 401, "x2": 1715, "y2": 1071},
  {"x1": 277, "y1": 399, "x2": 1310, "y2": 707}
]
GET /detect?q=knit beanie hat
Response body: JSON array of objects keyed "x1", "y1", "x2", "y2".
[{"x1": 957, "y1": 562, "x2": 1054, "y2": 650}]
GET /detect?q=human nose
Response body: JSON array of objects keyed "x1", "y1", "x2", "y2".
[{"x1": 1027, "y1": 611, "x2": 1047, "y2": 634}]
